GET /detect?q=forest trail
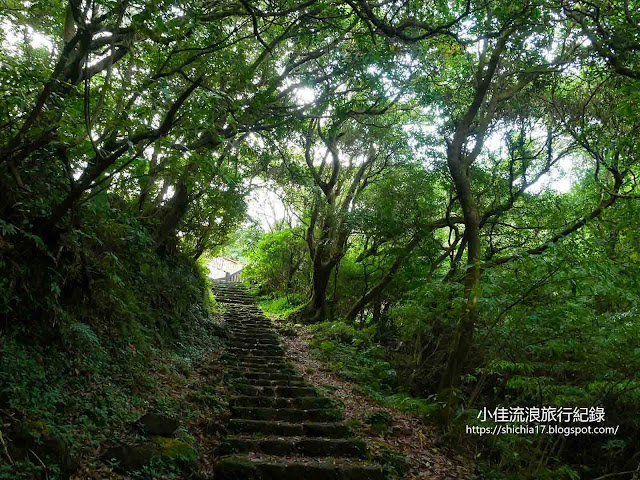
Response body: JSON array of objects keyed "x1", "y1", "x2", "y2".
[{"x1": 212, "y1": 282, "x2": 384, "y2": 479}]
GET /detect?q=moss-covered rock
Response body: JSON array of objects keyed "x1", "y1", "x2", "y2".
[
  {"x1": 103, "y1": 437, "x2": 196, "y2": 472},
  {"x1": 153, "y1": 436, "x2": 197, "y2": 463},
  {"x1": 8, "y1": 421, "x2": 79, "y2": 477},
  {"x1": 103, "y1": 444, "x2": 156, "y2": 472},
  {"x1": 138, "y1": 412, "x2": 180, "y2": 436}
]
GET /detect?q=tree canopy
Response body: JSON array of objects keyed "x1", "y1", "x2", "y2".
[{"x1": 1, "y1": 0, "x2": 640, "y2": 478}]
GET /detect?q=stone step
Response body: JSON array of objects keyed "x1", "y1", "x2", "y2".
[
  {"x1": 233, "y1": 359, "x2": 292, "y2": 367},
  {"x1": 226, "y1": 322, "x2": 272, "y2": 328},
  {"x1": 227, "y1": 342, "x2": 283, "y2": 350},
  {"x1": 223, "y1": 354, "x2": 290, "y2": 364},
  {"x1": 227, "y1": 328, "x2": 274, "y2": 335},
  {"x1": 227, "y1": 344, "x2": 282, "y2": 352},
  {"x1": 229, "y1": 352, "x2": 285, "y2": 360},
  {"x1": 216, "y1": 298, "x2": 255, "y2": 303},
  {"x1": 238, "y1": 378, "x2": 307, "y2": 387},
  {"x1": 226, "y1": 321, "x2": 266, "y2": 324},
  {"x1": 228, "y1": 338, "x2": 280, "y2": 345},
  {"x1": 243, "y1": 372, "x2": 298, "y2": 381},
  {"x1": 230, "y1": 395, "x2": 334, "y2": 409},
  {"x1": 235, "y1": 358, "x2": 290, "y2": 366},
  {"x1": 228, "y1": 419, "x2": 350, "y2": 438},
  {"x1": 227, "y1": 347, "x2": 285, "y2": 356},
  {"x1": 231, "y1": 406, "x2": 343, "y2": 422},
  {"x1": 229, "y1": 334, "x2": 279, "y2": 342},
  {"x1": 227, "y1": 346, "x2": 283, "y2": 353},
  {"x1": 229, "y1": 366, "x2": 296, "y2": 375},
  {"x1": 226, "y1": 371, "x2": 299, "y2": 382},
  {"x1": 220, "y1": 435, "x2": 367, "y2": 458},
  {"x1": 215, "y1": 454, "x2": 383, "y2": 480},
  {"x1": 228, "y1": 337, "x2": 280, "y2": 345},
  {"x1": 233, "y1": 384, "x2": 318, "y2": 397},
  {"x1": 245, "y1": 373, "x2": 299, "y2": 381},
  {"x1": 232, "y1": 365, "x2": 293, "y2": 373},
  {"x1": 227, "y1": 329, "x2": 272, "y2": 333}
]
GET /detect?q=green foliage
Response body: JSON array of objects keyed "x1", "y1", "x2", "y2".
[
  {"x1": 365, "y1": 410, "x2": 392, "y2": 426},
  {"x1": 259, "y1": 295, "x2": 305, "y2": 318},
  {"x1": 373, "y1": 443, "x2": 411, "y2": 479},
  {"x1": 243, "y1": 228, "x2": 308, "y2": 295},
  {"x1": 0, "y1": 200, "x2": 221, "y2": 477},
  {"x1": 3, "y1": 0, "x2": 640, "y2": 478},
  {"x1": 310, "y1": 322, "x2": 397, "y2": 393}
]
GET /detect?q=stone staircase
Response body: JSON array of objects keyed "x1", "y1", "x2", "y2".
[{"x1": 212, "y1": 282, "x2": 383, "y2": 480}]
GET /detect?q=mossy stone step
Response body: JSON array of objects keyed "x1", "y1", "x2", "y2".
[
  {"x1": 223, "y1": 354, "x2": 290, "y2": 364},
  {"x1": 227, "y1": 332, "x2": 275, "y2": 338},
  {"x1": 228, "y1": 338, "x2": 280, "y2": 345},
  {"x1": 230, "y1": 395, "x2": 334, "y2": 409},
  {"x1": 220, "y1": 435, "x2": 367, "y2": 458},
  {"x1": 227, "y1": 344, "x2": 282, "y2": 352},
  {"x1": 227, "y1": 343, "x2": 283, "y2": 351},
  {"x1": 233, "y1": 384, "x2": 318, "y2": 397},
  {"x1": 231, "y1": 406, "x2": 343, "y2": 422},
  {"x1": 229, "y1": 334, "x2": 279, "y2": 342},
  {"x1": 243, "y1": 372, "x2": 298, "y2": 381},
  {"x1": 227, "y1": 348, "x2": 285, "y2": 357},
  {"x1": 228, "y1": 419, "x2": 350, "y2": 438},
  {"x1": 229, "y1": 353, "x2": 285, "y2": 360},
  {"x1": 233, "y1": 359, "x2": 292, "y2": 367},
  {"x1": 229, "y1": 366, "x2": 296, "y2": 376},
  {"x1": 216, "y1": 300, "x2": 255, "y2": 305},
  {"x1": 227, "y1": 323, "x2": 270, "y2": 327},
  {"x1": 227, "y1": 345, "x2": 284, "y2": 357},
  {"x1": 239, "y1": 378, "x2": 307, "y2": 387},
  {"x1": 232, "y1": 365, "x2": 293, "y2": 374},
  {"x1": 227, "y1": 328, "x2": 275, "y2": 335},
  {"x1": 235, "y1": 359, "x2": 290, "y2": 366},
  {"x1": 226, "y1": 318, "x2": 273, "y2": 326},
  {"x1": 214, "y1": 454, "x2": 383, "y2": 480},
  {"x1": 228, "y1": 337, "x2": 280, "y2": 344},
  {"x1": 225, "y1": 371, "x2": 298, "y2": 382}
]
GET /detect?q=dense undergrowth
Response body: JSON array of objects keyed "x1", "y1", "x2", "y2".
[
  {"x1": 0, "y1": 203, "x2": 225, "y2": 479},
  {"x1": 252, "y1": 237, "x2": 640, "y2": 480}
]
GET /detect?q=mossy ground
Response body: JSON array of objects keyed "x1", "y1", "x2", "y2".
[{"x1": 0, "y1": 228, "x2": 230, "y2": 479}]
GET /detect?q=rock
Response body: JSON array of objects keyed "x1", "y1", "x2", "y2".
[
  {"x1": 202, "y1": 420, "x2": 228, "y2": 436},
  {"x1": 153, "y1": 436, "x2": 196, "y2": 463},
  {"x1": 103, "y1": 444, "x2": 156, "y2": 472},
  {"x1": 139, "y1": 412, "x2": 180, "y2": 436},
  {"x1": 103, "y1": 437, "x2": 196, "y2": 472},
  {"x1": 390, "y1": 426, "x2": 413, "y2": 437},
  {"x1": 7, "y1": 421, "x2": 79, "y2": 478}
]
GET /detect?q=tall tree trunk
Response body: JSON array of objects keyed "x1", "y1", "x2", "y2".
[
  {"x1": 137, "y1": 146, "x2": 160, "y2": 212},
  {"x1": 441, "y1": 158, "x2": 481, "y2": 391},
  {"x1": 191, "y1": 223, "x2": 213, "y2": 261},
  {"x1": 301, "y1": 259, "x2": 332, "y2": 323},
  {"x1": 438, "y1": 37, "x2": 506, "y2": 393},
  {"x1": 152, "y1": 163, "x2": 197, "y2": 253}
]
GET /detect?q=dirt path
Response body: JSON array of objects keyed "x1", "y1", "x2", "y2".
[{"x1": 280, "y1": 327, "x2": 475, "y2": 480}]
